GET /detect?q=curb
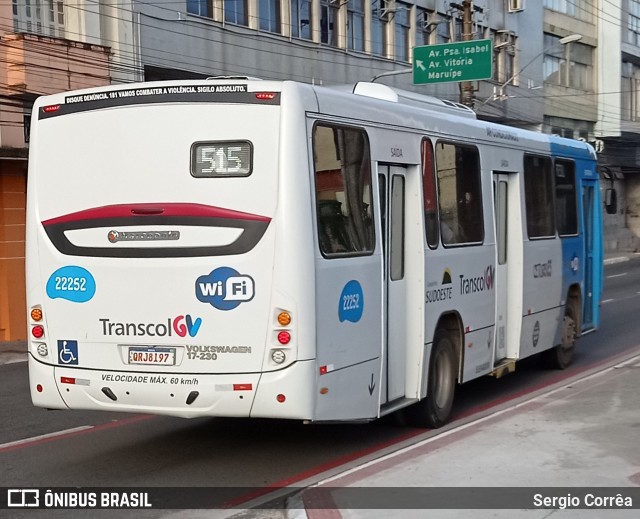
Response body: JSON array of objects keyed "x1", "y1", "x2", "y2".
[{"x1": 0, "y1": 341, "x2": 27, "y2": 354}]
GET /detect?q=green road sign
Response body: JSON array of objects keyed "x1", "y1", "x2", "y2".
[{"x1": 413, "y1": 39, "x2": 493, "y2": 85}]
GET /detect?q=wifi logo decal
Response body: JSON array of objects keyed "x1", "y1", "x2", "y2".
[{"x1": 196, "y1": 267, "x2": 255, "y2": 311}]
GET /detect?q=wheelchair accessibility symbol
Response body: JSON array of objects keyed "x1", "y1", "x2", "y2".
[{"x1": 57, "y1": 340, "x2": 78, "y2": 365}]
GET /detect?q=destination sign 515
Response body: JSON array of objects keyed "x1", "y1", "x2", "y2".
[{"x1": 413, "y1": 39, "x2": 492, "y2": 85}]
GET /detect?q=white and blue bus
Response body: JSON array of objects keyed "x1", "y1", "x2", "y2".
[{"x1": 26, "y1": 79, "x2": 603, "y2": 427}]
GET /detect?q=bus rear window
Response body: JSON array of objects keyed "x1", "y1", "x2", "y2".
[{"x1": 191, "y1": 141, "x2": 252, "y2": 177}]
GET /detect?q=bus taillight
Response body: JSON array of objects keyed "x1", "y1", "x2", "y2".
[
  {"x1": 31, "y1": 325, "x2": 44, "y2": 339},
  {"x1": 30, "y1": 308, "x2": 43, "y2": 321},
  {"x1": 255, "y1": 92, "x2": 276, "y2": 100},
  {"x1": 277, "y1": 311, "x2": 291, "y2": 326},
  {"x1": 277, "y1": 331, "x2": 291, "y2": 345},
  {"x1": 42, "y1": 104, "x2": 61, "y2": 113},
  {"x1": 271, "y1": 350, "x2": 286, "y2": 364}
]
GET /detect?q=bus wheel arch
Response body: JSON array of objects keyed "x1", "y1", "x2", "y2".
[
  {"x1": 407, "y1": 313, "x2": 462, "y2": 428},
  {"x1": 544, "y1": 286, "x2": 581, "y2": 369}
]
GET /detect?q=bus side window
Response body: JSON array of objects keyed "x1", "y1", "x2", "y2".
[
  {"x1": 422, "y1": 138, "x2": 439, "y2": 248},
  {"x1": 435, "y1": 141, "x2": 483, "y2": 246},
  {"x1": 317, "y1": 199, "x2": 351, "y2": 253},
  {"x1": 555, "y1": 159, "x2": 578, "y2": 236},
  {"x1": 524, "y1": 154, "x2": 555, "y2": 239},
  {"x1": 313, "y1": 124, "x2": 374, "y2": 256}
]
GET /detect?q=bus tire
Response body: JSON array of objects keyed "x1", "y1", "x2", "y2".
[
  {"x1": 544, "y1": 303, "x2": 577, "y2": 369},
  {"x1": 408, "y1": 329, "x2": 456, "y2": 428}
]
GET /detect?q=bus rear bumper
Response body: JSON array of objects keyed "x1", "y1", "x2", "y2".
[
  {"x1": 251, "y1": 359, "x2": 315, "y2": 419},
  {"x1": 29, "y1": 354, "x2": 68, "y2": 410},
  {"x1": 28, "y1": 356, "x2": 316, "y2": 420}
]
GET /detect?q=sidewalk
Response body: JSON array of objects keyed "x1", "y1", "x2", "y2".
[
  {"x1": 290, "y1": 351, "x2": 640, "y2": 518},
  {"x1": 0, "y1": 340, "x2": 27, "y2": 365},
  {"x1": 159, "y1": 350, "x2": 640, "y2": 519}
]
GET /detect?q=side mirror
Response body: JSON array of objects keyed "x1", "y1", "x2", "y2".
[{"x1": 604, "y1": 188, "x2": 618, "y2": 215}]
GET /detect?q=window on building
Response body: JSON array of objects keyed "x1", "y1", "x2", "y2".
[
  {"x1": 394, "y1": 3, "x2": 411, "y2": 62},
  {"x1": 569, "y1": 40, "x2": 593, "y2": 90},
  {"x1": 622, "y1": 62, "x2": 640, "y2": 122},
  {"x1": 435, "y1": 15, "x2": 451, "y2": 44},
  {"x1": 259, "y1": 0, "x2": 281, "y2": 32},
  {"x1": 493, "y1": 31, "x2": 516, "y2": 85},
  {"x1": 543, "y1": 34, "x2": 593, "y2": 91},
  {"x1": 451, "y1": 15, "x2": 463, "y2": 42},
  {"x1": 550, "y1": 126, "x2": 573, "y2": 138},
  {"x1": 524, "y1": 154, "x2": 555, "y2": 239},
  {"x1": 347, "y1": 0, "x2": 365, "y2": 51},
  {"x1": 630, "y1": 1, "x2": 640, "y2": 45},
  {"x1": 225, "y1": 0, "x2": 248, "y2": 25},
  {"x1": 35, "y1": 0, "x2": 42, "y2": 33},
  {"x1": 187, "y1": 0, "x2": 212, "y2": 17},
  {"x1": 554, "y1": 160, "x2": 578, "y2": 236},
  {"x1": 13, "y1": 0, "x2": 64, "y2": 36},
  {"x1": 544, "y1": 116, "x2": 592, "y2": 140},
  {"x1": 435, "y1": 141, "x2": 483, "y2": 246},
  {"x1": 291, "y1": 0, "x2": 312, "y2": 40},
  {"x1": 320, "y1": 0, "x2": 338, "y2": 45},
  {"x1": 543, "y1": 0, "x2": 593, "y2": 22},
  {"x1": 416, "y1": 10, "x2": 449, "y2": 47},
  {"x1": 313, "y1": 124, "x2": 374, "y2": 257},
  {"x1": 23, "y1": 113, "x2": 32, "y2": 143},
  {"x1": 371, "y1": 3, "x2": 388, "y2": 56},
  {"x1": 415, "y1": 9, "x2": 430, "y2": 47}
]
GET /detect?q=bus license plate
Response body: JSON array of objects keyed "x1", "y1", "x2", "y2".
[{"x1": 128, "y1": 347, "x2": 176, "y2": 366}]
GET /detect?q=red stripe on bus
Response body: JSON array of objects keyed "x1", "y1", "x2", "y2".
[{"x1": 42, "y1": 203, "x2": 271, "y2": 226}]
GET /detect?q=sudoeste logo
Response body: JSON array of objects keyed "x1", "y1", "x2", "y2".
[{"x1": 196, "y1": 267, "x2": 255, "y2": 311}]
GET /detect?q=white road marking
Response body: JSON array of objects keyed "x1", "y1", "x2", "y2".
[{"x1": 0, "y1": 426, "x2": 94, "y2": 451}]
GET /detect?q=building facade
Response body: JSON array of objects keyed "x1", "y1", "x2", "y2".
[
  {"x1": 0, "y1": 0, "x2": 637, "y2": 340},
  {"x1": 0, "y1": 2, "x2": 112, "y2": 341}
]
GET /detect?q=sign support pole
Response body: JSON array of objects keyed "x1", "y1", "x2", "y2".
[{"x1": 460, "y1": 0, "x2": 475, "y2": 107}]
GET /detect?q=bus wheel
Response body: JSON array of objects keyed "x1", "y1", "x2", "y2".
[
  {"x1": 408, "y1": 329, "x2": 456, "y2": 428},
  {"x1": 544, "y1": 305, "x2": 577, "y2": 369}
]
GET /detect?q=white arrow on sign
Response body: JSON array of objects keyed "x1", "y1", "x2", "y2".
[{"x1": 416, "y1": 60, "x2": 426, "y2": 71}]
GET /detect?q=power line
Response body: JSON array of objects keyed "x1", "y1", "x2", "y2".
[{"x1": 0, "y1": 2, "x2": 635, "y2": 123}]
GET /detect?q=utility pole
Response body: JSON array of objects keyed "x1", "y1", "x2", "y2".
[
  {"x1": 450, "y1": 1, "x2": 478, "y2": 106},
  {"x1": 460, "y1": 0, "x2": 475, "y2": 107}
]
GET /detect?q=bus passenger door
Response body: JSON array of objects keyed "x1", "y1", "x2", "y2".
[
  {"x1": 581, "y1": 180, "x2": 601, "y2": 330},
  {"x1": 378, "y1": 165, "x2": 407, "y2": 404},
  {"x1": 493, "y1": 174, "x2": 508, "y2": 361},
  {"x1": 492, "y1": 172, "x2": 522, "y2": 362}
]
